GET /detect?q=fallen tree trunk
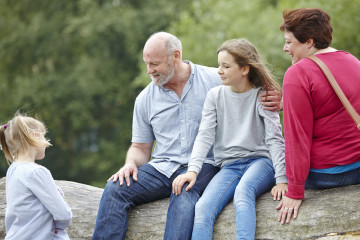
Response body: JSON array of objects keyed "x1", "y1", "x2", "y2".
[{"x1": 0, "y1": 177, "x2": 359, "y2": 239}]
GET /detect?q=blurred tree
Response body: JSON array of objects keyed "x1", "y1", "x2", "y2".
[{"x1": 0, "y1": 0, "x2": 192, "y2": 187}]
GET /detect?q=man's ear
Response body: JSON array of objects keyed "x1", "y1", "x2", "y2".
[{"x1": 173, "y1": 49, "x2": 181, "y2": 62}]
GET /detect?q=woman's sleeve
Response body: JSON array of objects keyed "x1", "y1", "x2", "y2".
[
  {"x1": 188, "y1": 90, "x2": 217, "y2": 174},
  {"x1": 29, "y1": 167, "x2": 72, "y2": 229},
  {"x1": 283, "y1": 65, "x2": 314, "y2": 199}
]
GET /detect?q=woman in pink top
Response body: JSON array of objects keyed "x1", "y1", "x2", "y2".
[{"x1": 277, "y1": 8, "x2": 360, "y2": 224}]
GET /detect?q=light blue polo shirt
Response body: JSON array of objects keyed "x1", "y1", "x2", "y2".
[{"x1": 132, "y1": 61, "x2": 221, "y2": 178}]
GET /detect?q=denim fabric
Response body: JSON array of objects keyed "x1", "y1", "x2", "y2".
[
  {"x1": 306, "y1": 165, "x2": 360, "y2": 189},
  {"x1": 192, "y1": 158, "x2": 275, "y2": 240},
  {"x1": 310, "y1": 161, "x2": 360, "y2": 174},
  {"x1": 92, "y1": 163, "x2": 218, "y2": 240}
]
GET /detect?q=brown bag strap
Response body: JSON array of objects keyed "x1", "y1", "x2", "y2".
[{"x1": 308, "y1": 55, "x2": 360, "y2": 130}]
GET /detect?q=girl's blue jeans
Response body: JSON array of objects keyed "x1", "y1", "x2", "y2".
[
  {"x1": 192, "y1": 157, "x2": 275, "y2": 240},
  {"x1": 92, "y1": 163, "x2": 218, "y2": 240}
]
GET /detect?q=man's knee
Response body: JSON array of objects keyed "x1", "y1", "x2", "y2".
[
  {"x1": 170, "y1": 185, "x2": 200, "y2": 210},
  {"x1": 101, "y1": 180, "x2": 133, "y2": 205},
  {"x1": 104, "y1": 180, "x2": 123, "y2": 195}
]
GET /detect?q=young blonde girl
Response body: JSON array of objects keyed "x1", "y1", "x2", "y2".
[
  {"x1": 172, "y1": 39, "x2": 287, "y2": 239},
  {"x1": 0, "y1": 113, "x2": 72, "y2": 240}
]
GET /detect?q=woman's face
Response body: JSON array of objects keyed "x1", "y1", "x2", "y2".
[{"x1": 283, "y1": 31, "x2": 311, "y2": 64}]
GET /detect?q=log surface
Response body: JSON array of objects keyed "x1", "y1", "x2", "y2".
[{"x1": 1, "y1": 177, "x2": 360, "y2": 239}]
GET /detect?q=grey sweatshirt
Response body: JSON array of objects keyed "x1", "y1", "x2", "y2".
[{"x1": 188, "y1": 86, "x2": 287, "y2": 184}]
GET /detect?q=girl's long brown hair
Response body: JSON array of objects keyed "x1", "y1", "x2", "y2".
[{"x1": 217, "y1": 39, "x2": 281, "y2": 94}]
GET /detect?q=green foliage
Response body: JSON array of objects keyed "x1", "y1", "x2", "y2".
[
  {"x1": 1, "y1": 0, "x2": 359, "y2": 187},
  {"x1": 0, "y1": 0, "x2": 192, "y2": 187}
]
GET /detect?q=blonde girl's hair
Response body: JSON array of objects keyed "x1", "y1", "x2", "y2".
[
  {"x1": 217, "y1": 39, "x2": 281, "y2": 94},
  {"x1": 0, "y1": 113, "x2": 51, "y2": 165}
]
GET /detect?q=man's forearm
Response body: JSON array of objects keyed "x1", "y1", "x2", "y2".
[{"x1": 125, "y1": 142, "x2": 153, "y2": 167}]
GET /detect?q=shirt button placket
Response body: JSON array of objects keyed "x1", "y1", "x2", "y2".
[{"x1": 179, "y1": 101, "x2": 187, "y2": 160}]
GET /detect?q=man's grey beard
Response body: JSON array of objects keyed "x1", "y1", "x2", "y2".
[{"x1": 151, "y1": 63, "x2": 175, "y2": 87}]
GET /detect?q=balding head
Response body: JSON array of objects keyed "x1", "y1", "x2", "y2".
[
  {"x1": 143, "y1": 32, "x2": 185, "y2": 87},
  {"x1": 144, "y1": 32, "x2": 182, "y2": 58}
]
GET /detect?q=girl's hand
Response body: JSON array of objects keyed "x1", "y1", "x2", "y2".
[
  {"x1": 276, "y1": 196, "x2": 302, "y2": 224},
  {"x1": 271, "y1": 183, "x2": 288, "y2": 201},
  {"x1": 172, "y1": 171, "x2": 197, "y2": 196}
]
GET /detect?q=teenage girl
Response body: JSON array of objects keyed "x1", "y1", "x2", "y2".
[
  {"x1": 172, "y1": 39, "x2": 288, "y2": 239},
  {"x1": 0, "y1": 113, "x2": 72, "y2": 240}
]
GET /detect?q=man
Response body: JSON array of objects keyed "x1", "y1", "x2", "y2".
[{"x1": 92, "y1": 32, "x2": 281, "y2": 240}]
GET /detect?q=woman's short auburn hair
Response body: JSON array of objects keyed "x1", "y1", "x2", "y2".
[{"x1": 280, "y1": 8, "x2": 333, "y2": 49}]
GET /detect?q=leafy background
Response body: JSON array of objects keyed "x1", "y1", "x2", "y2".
[{"x1": 1, "y1": 0, "x2": 359, "y2": 187}]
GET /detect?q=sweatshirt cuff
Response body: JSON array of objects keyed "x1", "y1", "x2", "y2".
[
  {"x1": 275, "y1": 175, "x2": 288, "y2": 184},
  {"x1": 187, "y1": 165, "x2": 201, "y2": 175},
  {"x1": 285, "y1": 182, "x2": 305, "y2": 199}
]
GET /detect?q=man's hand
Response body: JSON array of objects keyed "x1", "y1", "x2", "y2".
[
  {"x1": 107, "y1": 161, "x2": 138, "y2": 187},
  {"x1": 172, "y1": 171, "x2": 197, "y2": 195},
  {"x1": 276, "y1": 196, "x2": 302, "y2": 224},
  {"x1": 107, "y1": 142, "x2": 153, "y2": 187},
  {"x1": 271, "y1": 183, "x2": 288, "y2": 201},
  {"x1": 259, "y1": 90, "x2": 283, "y2": 111}
]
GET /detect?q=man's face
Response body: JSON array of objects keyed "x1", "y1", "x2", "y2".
[
  {"x1": 149, "y1": 58, "x2": 175, "y2": 87},
  {"x1": 143, "y1": 40, "x2": 175, "y2": 86}
]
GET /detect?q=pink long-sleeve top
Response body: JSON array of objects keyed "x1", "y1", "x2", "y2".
[{"x1": 283, "y1": 51, "x2": 360, "y2": 199}]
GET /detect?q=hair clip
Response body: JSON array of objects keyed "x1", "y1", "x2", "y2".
[{"x1": 3, "y1": 124, "x2": 7, "y2": 129}]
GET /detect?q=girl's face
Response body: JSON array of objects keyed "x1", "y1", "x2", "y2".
[
  {"x1": 34, "y1": 134, "x2": 47, "y2": 160},
  {"x1": 35, "y1": 146, "x2": 46, "y2": 160},
  {"x1": 283, "y1": 31, "x2": 311, "y2": 64},
  {"x1": 218, "y1": 51, "x2": 250, "y2": 92}
]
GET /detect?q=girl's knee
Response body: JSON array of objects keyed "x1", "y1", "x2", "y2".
[
  {"x1": 195, "y1": 198, "x2": 205, "y2": 212},
  {"x1": 233, "y1": 185, "x2": 256, "y2": 206},
  {"x1": 194, "y1": 198, "x2": 212, "y2": 219}
]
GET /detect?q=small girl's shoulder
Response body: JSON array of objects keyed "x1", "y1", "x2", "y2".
[
  {"x1": 7, "y1": 163, "x2": 51, "y2": 184},
  {"x1": 16, "y1": 163, "x2": 52, "y2": 180},
  {"x1": 31, "y1": 163, "x2": 51, "y2": 175}
]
